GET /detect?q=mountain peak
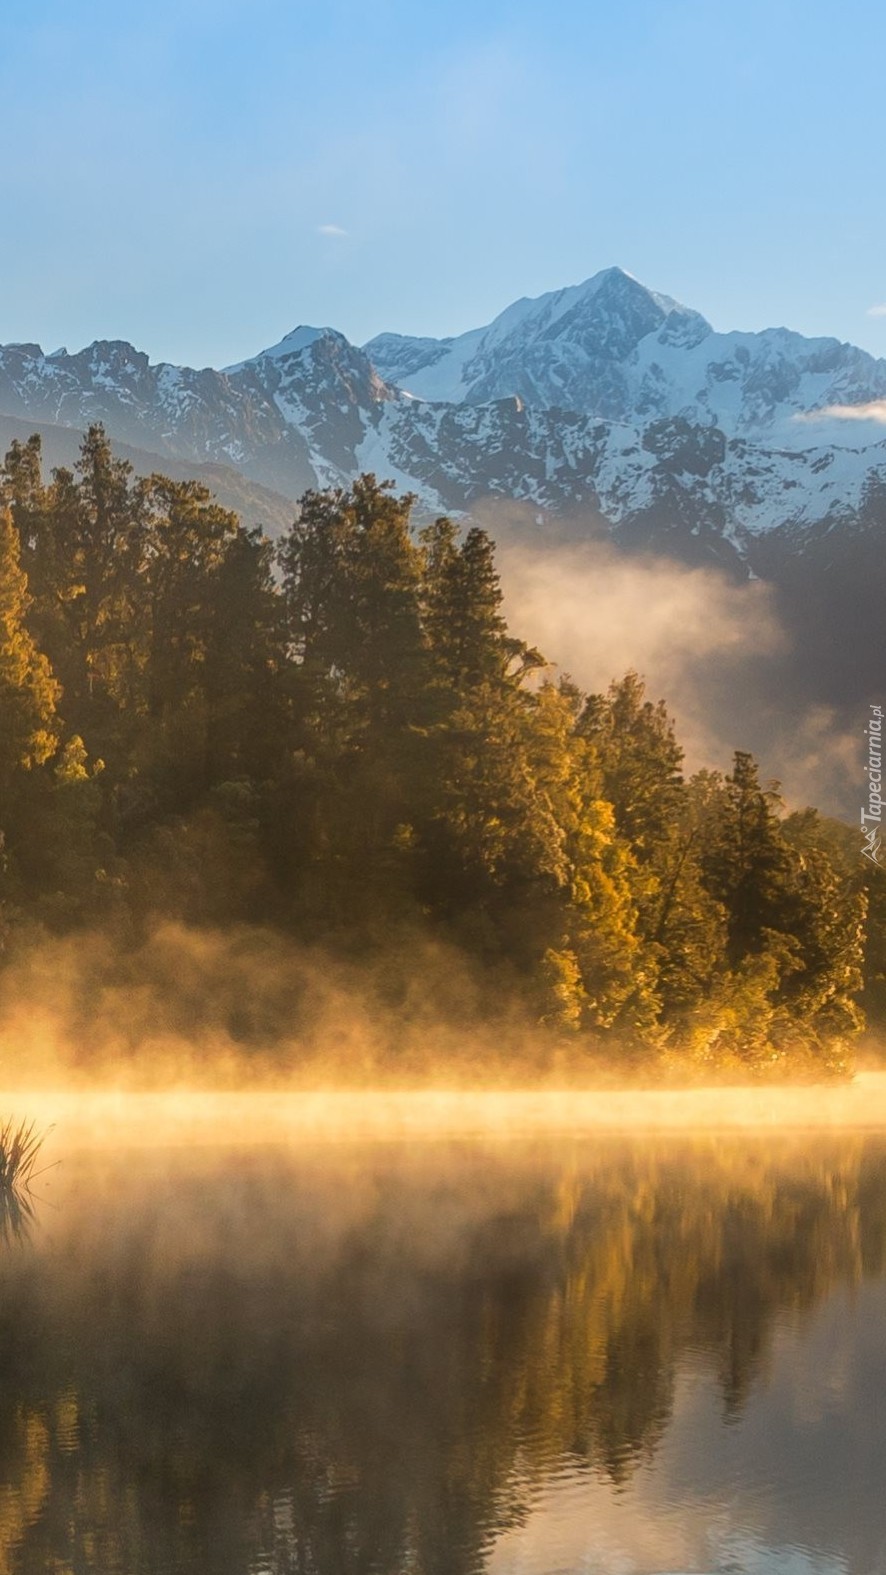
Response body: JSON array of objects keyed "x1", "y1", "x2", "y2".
[
  {"x1": 545, "y1": 266, "x2": 711, "y2": 346},
  {"x1": 579, "y1": 264, "x2": 641, "y2": 295},
  {"x1": 229, "y1": 326, "x2": 348, "y2": 372},
  {"x1": 264, "y1": 325, "x2": 334, "y2": 357},
  {"x1": 366, "y1": 267, "x2": 712, "y2": 409},
  {"x1": 85, "y1": 338, "x2": 148, "y2": 360}
]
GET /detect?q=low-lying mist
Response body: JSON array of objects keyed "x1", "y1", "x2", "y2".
[
  {"x1": 0, "y1": 920, "x2": 524, "y2": 1092},
  {"x1": 1, "y1": 918, "x2": 885, "y2": 1144},
  {"x1": 9, "y1": 1077, "x2": 886, "y2": 1157}
]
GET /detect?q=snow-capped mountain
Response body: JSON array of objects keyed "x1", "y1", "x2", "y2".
[
  {"x1": 366, "y1": 267, "x2": 886, "y2": 449},
  {"x1": 0, "y1": 335, "x2": 319, "y2": 498},
  {"x1": 1, "y1": 268, "x2": 886, "y2": 573},
  {"x1": 225, "y1": 325, "x2": 397, "y2": 489}
]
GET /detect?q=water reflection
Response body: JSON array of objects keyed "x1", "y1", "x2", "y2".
[
  {"x1": 0, "y1": 1185, "x2": 36, "y2": 1249},
  {"x1": 0, "y1": 1136, "x2": 884, "y2": 1574}
]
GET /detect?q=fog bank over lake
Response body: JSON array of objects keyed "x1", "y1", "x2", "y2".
[{"x1": 1, "y1": 1113, "x2": 886, "y2": 1572}]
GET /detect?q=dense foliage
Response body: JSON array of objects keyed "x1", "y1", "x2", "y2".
[{"x1": 0, "y1": 427, "x2": 876, "y2": 1075}]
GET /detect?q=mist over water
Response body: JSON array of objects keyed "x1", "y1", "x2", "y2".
[
  {"x1": 7, "y1": 1077, "x2": 886, "y2": 1150},
  {"x1": 0, "y1": 439, "x2": 878, "y2": 1575},
  {"x1": 1, "y1": 917, "x2": 878, "y2": 1098},
  {"x1": 2, "y1": 1125, "x2": 886, "y2": 1574}
]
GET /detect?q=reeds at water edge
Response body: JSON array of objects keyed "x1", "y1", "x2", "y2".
[{"x1": 0, "y1": 1118, "x2": 47, "y2": 1243}]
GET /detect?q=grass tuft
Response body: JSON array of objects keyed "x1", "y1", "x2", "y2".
[
  {"x1": 0, "y1": 1118, "x2": 50, "y2": 1245},
  {"x1": 0, "y1": 1118, "x2": 46, "y2": 1193}
]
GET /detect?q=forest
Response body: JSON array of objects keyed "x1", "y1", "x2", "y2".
[{"x1": 0, "y1": 425, "x2": 882, "y2": 1078}]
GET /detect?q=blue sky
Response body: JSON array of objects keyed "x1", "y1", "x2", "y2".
[{"x1": 1, "y1": 0, "x2": 884, "y2": 368}]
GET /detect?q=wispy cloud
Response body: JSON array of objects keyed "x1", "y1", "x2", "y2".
[
  {"x1": 794, "y1": 400, "x2": 886, "y2": 425},
  {"x1": 867, "y1": 303, "x2": 886, "y2": 317},
  {"x1": 317, "y1": 223, "x2": 348, "y2": 238}
]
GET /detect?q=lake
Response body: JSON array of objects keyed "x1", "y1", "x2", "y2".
[{"x1": 1, "y1": 1093, "x2": 886, "y2": 1574}]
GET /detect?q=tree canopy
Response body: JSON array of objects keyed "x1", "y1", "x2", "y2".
[{"x1": 0, "y1": 429, "x2": 875, "y2": 1077}]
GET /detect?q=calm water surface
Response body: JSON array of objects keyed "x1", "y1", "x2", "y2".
[{"x1": 2, "y1": 1130, "x2": 886, "y2": 1575}]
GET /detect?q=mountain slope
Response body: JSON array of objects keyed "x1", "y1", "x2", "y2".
[
  {"x1": 365, "y1": 267, "x2": 886, "y2": 448},
  {"x1": 0, "y1": 412, "x2": 298, "y2": 535},
  {"x1": 1, "y1": 271, "x2": 886, "y2": 569},
  {"x1": 0, "y1": 337, "x2": 320, "y2": 497}
]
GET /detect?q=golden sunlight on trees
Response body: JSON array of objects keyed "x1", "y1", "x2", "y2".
[{"x1": 0, "y1": 431, "x2": 875, "y2": 1075}]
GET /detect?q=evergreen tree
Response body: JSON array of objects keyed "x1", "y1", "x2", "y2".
[
  {"x1": 779, "y1": 809, "x2": 866, "y2": 1036},
  {"x1": 1, "y1": 435, "x2": 72, "y2": 714},
  {"x1": 142, "y1": 475, "x2": 237, "y2": 722},
  {"x1": 421, "y1": 518, "x2": 540, "y2": 694},
  {"x1": 702, "y1": 751, "x2": 793, "y2": 966},
  {"x1": 0, "y1": 486, "x2": 116, "y2": 932},
  {"x1": 276, "y1": 477, "x2": 429, "y2": 924},
  {"x1": 644, "y1": 770, "x2": 730, "y2": 1020},
  {"x1": 17, "y1": 427, "x2": 150, "y2": 764},
  {"x1": 203, "y1": 524, "x2": 289, "y2": 787},
  {"x1": 578, "y1": 672, "x2": 684, "y2": 858},
  {"x1": 0, "y1": 504, "x2": 59, "y2": 788},
  {"x1": 138, "y1": 475, "x2": 239, "y2": 803},
  {"x1": 279, "y1": 475, "x2": 427, "y2": 741},
  {"x1": 1, "y1": 434, "x2": 48, "y2": 576}
]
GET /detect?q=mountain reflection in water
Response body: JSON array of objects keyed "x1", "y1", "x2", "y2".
[{"x1": 0, "y1": 1134, "x2": 885, "y2": 1575}]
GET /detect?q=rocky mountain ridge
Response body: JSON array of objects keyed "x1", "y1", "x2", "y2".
[
  {"x1": 366, "y1": 267, "x2": 886, "y2": 448},
  {"x1": 1, "y1": 269, "x2": 885, "y2": 572}
]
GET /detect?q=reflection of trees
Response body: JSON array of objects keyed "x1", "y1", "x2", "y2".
[{"x1": 0, "y1": 1139, "x2": 884, "y2": 1573}]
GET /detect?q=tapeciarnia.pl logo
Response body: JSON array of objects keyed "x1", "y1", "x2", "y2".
[{"x1": 862, "y1": 704, "x2": 883, "y2": 866}]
